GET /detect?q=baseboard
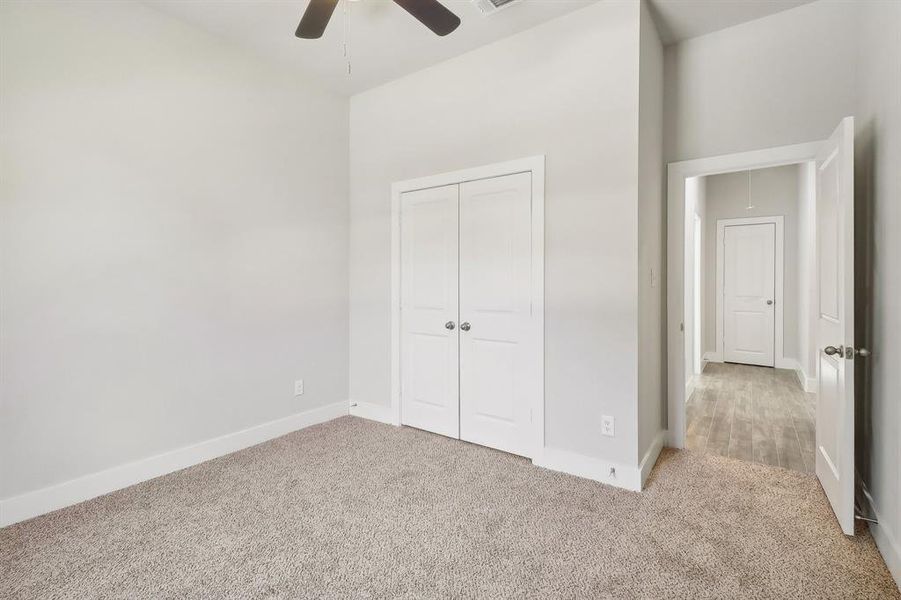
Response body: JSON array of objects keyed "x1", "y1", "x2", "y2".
[
  {"x1": 793, "y1": 364, "x2": 806, "y2": 390},
  {"x1": 0, "y1": 401, "x2": 348, "y2": 528},
  {"x1": 665, "y1": 429, "x2": 681, "y2": 448},
  {"x1": 805, "y1": 377, "x2": 817, "y2": 393},
  {"x1": 685, "y1": 376, "x2": 696, "y2": 402},
  {"x1": 862, "y1": 484, "x2": 901, "y2": 588},
  {"x1": 533, "y1": 447, "x2": 641, "y2": 492},
  {"x1": 792, "y1": 362, "x2": 817, "y2": 393},
  {"x1": 872, "y1": 519, "x2": 901, "y2": 590},
  {"x1": 775, "y1": 357, "x2": 799, "y2": 370},
  {"x1": 639, "y1": 431, "x2": 666, "y2": 489},
  {"x1": 348, "y1": 400, "x2": 394, "y2": 425},
  {"x1": 703, "y1": 351, "x2": 723, "y2": 363}
]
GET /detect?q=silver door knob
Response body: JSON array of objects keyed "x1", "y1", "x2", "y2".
[
  {"x1": 445, "y1": 321, "x2": 455, "y2": 330},
  {"x1": 824, "y1": 345, "x2": 844, "y2": 357},
  {"x1": 845, "y1": 347, "x2": 871, "y2": 359},
  {"x1": 766, "y1": 300, "x2": 774, "y2": 305},
  {"x1": 460, "y1": 322, "x2": 471, "y2": 332}
]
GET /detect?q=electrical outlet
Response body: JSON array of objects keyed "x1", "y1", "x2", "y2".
[
  {"x1": 601, "y1": 415, "x2": 615, "y2": 437},
  {"x1": 294, "y1": 379, "x2": 304, "y2": 396}
]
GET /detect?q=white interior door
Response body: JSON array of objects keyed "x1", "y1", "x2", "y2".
[
  {"x1": 815, "y1": 117, "x2": 855, "y2": 535},
  {"x1": 400, "y1": 184, "x2": 460, "y2": 439},
  {"x1": 459, "y1": 172, "x2": 536, "y2": 458},
  {"x1": 723, "y1": 223, "x2": 776, "y2": 366}
]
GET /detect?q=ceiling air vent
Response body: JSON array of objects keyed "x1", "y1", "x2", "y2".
[{"x1": 473, "y1": 0, "x2": 522, "y2": 16}]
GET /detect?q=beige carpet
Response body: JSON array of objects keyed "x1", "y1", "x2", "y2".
[{"x1": 1, "y1": 417, "x2": 897, "y2": 599}]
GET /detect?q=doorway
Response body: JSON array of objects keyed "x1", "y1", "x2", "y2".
[
  {"x1": 668, "y1": 120, "x2": 858, "y2": 535},
  {"x1": 717, "y1": 217, "x2": 782, "y2": 368},
  {"x1": 683, "y1": 165, "x2": 810, "y2": 473},
  {"x1": 389, "y1": 156, "x2": 545, "y2": 460}
]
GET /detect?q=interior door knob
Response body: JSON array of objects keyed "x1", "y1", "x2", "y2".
[
  {"x1": 460, "y1": 322, "x2": 471, "y2": 332},
  {"x1": 824, "y1": 345, "x2": 844, "y2": 357},
  {"x1": 766, "y1": 299, "x2": 774, "y2": 305},
  {"x1": 445, "y1": 321, "x2": 455, "y2": 330}
]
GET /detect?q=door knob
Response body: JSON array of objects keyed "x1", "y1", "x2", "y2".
[
  {"x1": 824, "y1": 345, "x2": 844, "y2": 357},
  {"x1": 845, "y1": 347, "x2": 871, "y2": 359},
  {"x1": 445, "y1": 321, "x2": 455, "y2": 331},
  {"x1": 460, "y1": 322, "x2": 471, "y2": 332},
  {"x1": 766, "y1": 299, "x2": 774, "y2": 305}
]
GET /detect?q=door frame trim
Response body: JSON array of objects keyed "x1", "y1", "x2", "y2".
[
  {"x1": 389, "y1": 155, "x2": 546, "y2": 458},
  {"x1": 714, "y1": 215, "x2": 785, "y2": 367},
  {"x1": 667, "y1": 141, "x2": 823, "y2": 448}
]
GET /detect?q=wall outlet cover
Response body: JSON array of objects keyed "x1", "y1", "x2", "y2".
[
  {"x1": 601, "y1": 415, "x2": 615, "y2": 437},
  {"x1": 294, "y1": 379, "x2": 304, "y2": 396}
]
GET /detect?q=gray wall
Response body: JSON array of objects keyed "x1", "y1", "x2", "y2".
[
  {"x1": 855, "y1": 0, "x2": 901, "y2": 583},
  {"x1": 637, "y1": 0, "x2": 666, "y2": 462},
  {"x1": 349, "y1": 1, "x2": 645, "y2": 465},
  {"x1": 0, "y1": 1, "x2": 350, "y2": 499},
  {"x1": 701, "y1": 165, "x2": 802, "y2": 362},
  {"x1": 664, "y1": 0, "x2": 858, "y2": 162}
]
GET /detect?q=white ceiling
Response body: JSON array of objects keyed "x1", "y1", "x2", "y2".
[
  {"x1": 147, "y1": 0, "x2": 816, "y2": 96},
  {"x1": 147, "y1": 0, "x2": 597, "y2": 96}
]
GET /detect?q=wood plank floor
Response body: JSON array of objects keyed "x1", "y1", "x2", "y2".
[{"x1": 686, "y1": 362, "x2": 816, "y2": 473}]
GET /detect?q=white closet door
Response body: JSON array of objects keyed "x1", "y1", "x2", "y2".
[
  {"x1": 400, "y1": 184, "x2": 459, "y2": 439},
  {"x1": 459, "y1": 172, "x2": 535, "y2": 458},
  {"x1": 723, "y1": 223, "x2": 776, "y2": 366}
]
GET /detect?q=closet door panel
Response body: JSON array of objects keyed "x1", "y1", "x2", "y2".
[
  {"x1": 459, "y1": 172, "x2": 535, "y2": 457},
  {"x1": 400, "y1": 184, "x2": 460, "y2": 439}
]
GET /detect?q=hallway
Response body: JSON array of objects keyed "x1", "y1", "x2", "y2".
[{"x1": 686, "y1": 362, "x2": 816, "y2": 473}]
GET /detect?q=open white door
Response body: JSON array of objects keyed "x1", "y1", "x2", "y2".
[
  {"x1": 400, "y1": 184, "x2": 460, "y2": 439},
  {"x1": 815, "y1": 117, "x2": 855, "y2": 535}
]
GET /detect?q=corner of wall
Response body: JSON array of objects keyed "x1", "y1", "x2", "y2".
[{"x1": 636, "y1": 0, "x2": 666, "y2": 468}]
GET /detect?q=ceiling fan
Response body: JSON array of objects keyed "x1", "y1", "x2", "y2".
[{"x1": 295, "y1": 0, "x2": 462, "y2": 39}]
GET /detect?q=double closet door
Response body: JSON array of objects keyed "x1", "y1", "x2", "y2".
[{"x1": 400, "y1": 172, "x2": 537, "y2": 458}]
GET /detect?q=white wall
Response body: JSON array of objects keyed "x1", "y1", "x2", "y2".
[
  {"x1": 683, "y1": 176, "x2": 706, "y2": 386},
  {"x1": 664, "y1": 0, "x2": 858, "y2": 162},
  {"x1": 701, "y1": 165, "x2": 802, "y2": 364},
  {"x1": 796, "y1": 161, "x2": 817, "y2": 386},
  {"x1": 349, "y1": 0, "x2": 644, "y2": 466},
  {"x1": 855, "y1": 0, "x2": 901, "y2": 584},
  {"x1": 636, "y1": 0, "x2": 665, "y2": 462},
  {"x1": 0, "y1": 1, "x2": 349, "y2": 499}
]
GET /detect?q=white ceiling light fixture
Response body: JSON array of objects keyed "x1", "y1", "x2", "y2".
[{"x1": 473, "y1": 0, "x2": 523, "y2": 16}]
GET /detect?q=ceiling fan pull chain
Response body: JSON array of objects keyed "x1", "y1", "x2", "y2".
[{"x1": 343, "y1": 0, "x2": 352, "y2": 75}]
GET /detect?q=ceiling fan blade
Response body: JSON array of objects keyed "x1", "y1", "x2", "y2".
[
  {"x1": 296, "y1": 0, "x2": 339, "y2": 39},
  {"x1": 393, "y1": 0, "x2": 461, "y2": 37}
]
